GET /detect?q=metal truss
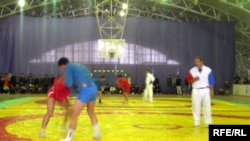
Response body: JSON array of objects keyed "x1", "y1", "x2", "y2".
[
  {"x1": 0, "y1": 0, "x2": 92, "y2": 19},
  {"x1": 209, "y1": 0, "x2": 250, "y2": 77},
  {"x1": 93, "y1": 0, "x2": 129, "y2": 39},
  {"x1": 0, "y1": 0, "x2": 250, "y2": 77},
  {"x1": 0, "y1": 0, "x2": 61, "y2": 19}
]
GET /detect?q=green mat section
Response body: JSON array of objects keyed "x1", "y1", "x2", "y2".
[
  {"x1": 0, "y1": 97, "x2": 33, "y2": 109},
  {"x1": 213, "y1": 96, "x2": 250, "y2": 107}
]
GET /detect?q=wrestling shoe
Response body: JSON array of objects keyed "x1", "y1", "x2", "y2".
[
  {"x1": 205, "y1": 124, "x2": 211, "y2": 128},
  {"x1": 39, "y1": 130, "x2": 45, "y2": 138},
  {"x1": 93, "y1": 133, "x2": 101, "y2": 140},
  {"x1": 193, "y1": 124, "x2": 199, "y2": 127}
]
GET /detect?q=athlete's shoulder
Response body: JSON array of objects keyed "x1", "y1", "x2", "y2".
[
  {"x1": 66, "y1": 63, "x2": 76, "y2": 69},
  {"x1": 68, "y1": 63, "x2": 88, "y2": 71},
  {"x1": 203, "y1": 65, "x2": 212, "y2": 72},
  {"x1": 189, "y1": 66, "x2": 197, "y2": 72}
]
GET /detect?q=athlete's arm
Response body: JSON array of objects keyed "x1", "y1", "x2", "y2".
[
  {"x1": 208, "y1": 71, "x2": 215, "y2": 96},
  {"x1": 65, "y1": 67, "x2": 73, "y2": 88}
]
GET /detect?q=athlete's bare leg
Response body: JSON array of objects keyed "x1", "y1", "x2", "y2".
[
  {"x1": 40, "y1": 98, "x2": 55, "y2": 137},
  {"x1": 87, "y1": 101, "x2": 100, "y2": 139},
  {"x1": 58, "y1": 98, "x2": 71, "y2": 129},
  {"x1": 123, "y1": 92, "x2": 128, "y2": 103}
]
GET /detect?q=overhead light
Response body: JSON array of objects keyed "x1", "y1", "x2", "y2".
[
  {"x1": 120, "y1": 11, "x2": 125, "y2": 17},
  {"x1": 18, "y1": 0, "x2": 25, "y2": 7},
  {"x1": 122, "y1": 3, "x2": 128, "y2": 9}
]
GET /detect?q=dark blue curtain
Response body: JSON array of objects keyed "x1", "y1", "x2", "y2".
[{"x1": 0, "y1": 15, "x2": 235, "y2": 93}]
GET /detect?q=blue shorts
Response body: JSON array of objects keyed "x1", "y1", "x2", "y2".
[{"x1": 77, "y1": 85, "x2": 98, "y2": 104}]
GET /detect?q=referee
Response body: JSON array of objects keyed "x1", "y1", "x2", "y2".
[{"x1": 186, "y1": 56, "x2": 215, "y2": 127}]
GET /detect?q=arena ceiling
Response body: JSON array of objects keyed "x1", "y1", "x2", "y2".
[{"x1": 0, "y1": 0, "x2": 249, "y2": 76}]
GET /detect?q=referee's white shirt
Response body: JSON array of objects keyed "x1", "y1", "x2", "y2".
[{"x1": 188, "y1": 65, "x2": 215, "y2": 88}]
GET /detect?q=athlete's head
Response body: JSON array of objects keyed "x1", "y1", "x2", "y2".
[
  {"x1": 58, "y1": 57, "x2": 69, "y2": 71},
  {"x1": 194, "y1": 56, "x2": 204, "y2": 69},
  {"x1": 145, "y1": 69, "x2": 150, "y2": 75},
  {"x1": 117, "y1": 75, "x2": 123, "y2": 81},
  {"x1": 100, "y1": 75, "x2": 106, "y2": 81}
]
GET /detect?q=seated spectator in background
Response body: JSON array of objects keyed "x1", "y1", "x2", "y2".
[
  {"x1": 110, "y1": 85, "x2": 116, "y2": 94},
  {"x1": 243, "y1": 77, "x2": 250, "y2": 84},
  {"x1": 42, "y1": 74, "x2": 50, "y2": 94},
  {"x1": 130, "y1": 83, "x2": 140, "y2": 95},
  {"x1": 19, "y1": 73, "x2": 27, "y2": 94},
  {"x1": 9, "y1": 84, "x2": 16, "y2": 94},
  {"x1": 130, "y1": 84, "x2": 136, "y2": 94},
  {"x1": 153, "y1": 84, "x2": 161, "y2": 94},
  {"x1": 140, "y1": 84, "x2": 145, "y2": 94},
  {"x1": 0, "y1": 74, "x2": 4, "y2": 94},
  {"x1": 233, "y1": 73, "x2": 240, "y2": 84},
  {"x1": 134, "y1": 84, "x2": 140, "y2": 94},
  {"x1": 10, "y1": 73, "x2": 17, "y2": 89},
  {"x1": 103, "y1": 84, "x2": 110, "y2": 94},
  {"x1": 3, "y1": 74, "x2": 9, "y2": 94},
  {"x1": 19, "y1": 85, "x2": 27, "y2": 94},
  {"x1": 117, "y1": 87, "x2": 123, "y2": 94}
]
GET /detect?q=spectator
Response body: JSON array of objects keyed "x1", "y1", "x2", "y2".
[
  {"x1": 153, "y1": 75, "x2": 161, "y2": 94},
  {"x1": 224, "y1": 81, "x2": 231, "y2": 94},
  {"x1": 0, "y1": 74, "x2": 3, "y2": 94},
  {"x1": 42, "y1": 74, "x2": 50, "y2": 93},
  {"x1": 110, "y1": 85, "x2": 116, "y2": 94},
  {"x1": 3, "y1": 73, "x2": 10, "y2": 94},
  {"x1": 233, "y1": 73, "x2": 240, "y2": 84},
  {"x1": 176, "y1": 75, "x2": 182, "y2": 95},
  {"x1": 166, "y1": 75, "x2": 172, "y2": 94}
]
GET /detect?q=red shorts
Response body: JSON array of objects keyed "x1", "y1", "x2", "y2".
[
  {"x1": 47, "y1": 88, "x2": 55, "y2": 99},
  {"x1": 47, "y1": 87, "x2": 70, "y2": 101},
  {"x1": 123, "y1": 86, "x2": 130, "y2": 94},
  {"x1": 54, "y1": 78, "x2": 70, "y2": 101},
  {"x1": 47, "y1": 78, "x2": 70, "y2": 101}
]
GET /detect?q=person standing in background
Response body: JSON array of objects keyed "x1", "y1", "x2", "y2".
[
  {"x1": 153, "y1": 75, "x2": 161, "y2": 94},
  {"x1": 127, "y1": 74, "x2": 132, "y2": 85},
  {"x1": 143, "y1": 70, "x2": 155, "y2": 102},
  {"x1": 186, "y1": 56, "x2": 215, "y2": 127},
  {"x1": 166, "y1": 75, "x2": 172, "y2": 94},
  {"x1": 176, "y1": 75, "x2": 182, "y2": 95}
]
